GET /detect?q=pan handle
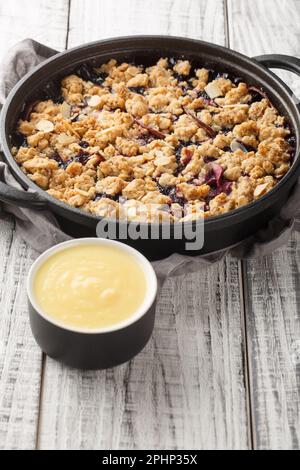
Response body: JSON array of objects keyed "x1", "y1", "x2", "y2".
[
  {"x1": 0, "y1": 181, "x2": 47, "y2": 209},
  {"x1": 254, "y1": 54, "x2": 300, "y2": 108},
  {"x1": 253, "y1": 54, "x2": 300, "y2": 76}
]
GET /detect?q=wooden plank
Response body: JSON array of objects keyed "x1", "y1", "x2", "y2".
[
  {"x1": 38, "y1": 0, "x2": 250, "y2": 450},
  {"x1": 227, "y1": 0, "x2": 300, "y2": 99},
  {"x1": 0, "y1": 216, "x2": 41, "y2": 449},
  {"x1": 0, "y1": 0, "x2": 70, "y2": 449},
  {"x1": 67, "y1": 0, "x2": 225, "y2": 46},
  {"x1": 38, "y1": 258, "x2": 249, "y2": 450},
  {"x1": 0, "y1": 0, "x2": 70, "y2": 63},
  {"x1": 227, "y1": 0, "x2": 300, "y2": 450},
  {"x1": 242, "y1": 236, "x2": 300, "y2": 449}
]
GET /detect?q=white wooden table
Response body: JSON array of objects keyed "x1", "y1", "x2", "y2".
[{"x1": 0, "y1": 0, "x2": 300, "y2": 450}]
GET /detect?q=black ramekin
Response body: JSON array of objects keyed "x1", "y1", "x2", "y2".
[{"x1": 27, "y1": 238, "x2": 157, "y2": 370}]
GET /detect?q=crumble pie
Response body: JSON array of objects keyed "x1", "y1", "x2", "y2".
[{"x1": 12, "y1": 57, "x2": 295, "y2": 222}]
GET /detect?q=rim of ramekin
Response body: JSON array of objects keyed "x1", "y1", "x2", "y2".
[{"x1": 27, "y1": 238, "x2": 157, "y2": 334}]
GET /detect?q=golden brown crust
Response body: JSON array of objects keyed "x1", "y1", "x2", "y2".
[{"x1": 12, "y1": 58, "x2": 294, "y2": 222}]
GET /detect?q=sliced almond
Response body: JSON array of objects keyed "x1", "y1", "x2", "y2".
[
  {"x1": 57, "y1": 133, "x2": 75, "y2": 145},
  {"x1": 204, "y1": 82, "x2": 223, "y2": 99},
  {"x1": 221, "y1": 104, "x2": 249, "y2": 108},
  {"x1": 61, "y1": 101, "x2": 71, "y2": 119},
  {"x1": 154, "y1": 155, "x2": 171, "y2": 166},
  {"x1": 212, "y1": 124, "x2": 222, "y2": 132},
  {"x1": 230, "y1": 139, "x2": 247, "y2": 153},
  {"x1": 35, "y1": 119, "x2": 54, "y2": 133},
  {"x1": 87, "y1": 95, "x2": 102, "y2": 107},
  {"x1": 75, "y1": 189, "x2": 90, "y2": 197},
  {"x1": 97, "y1": 126, "x2": 117, "y2": 137},
  {"x1": 253, "y1": 183, "x2": 269, "y2": 198}
]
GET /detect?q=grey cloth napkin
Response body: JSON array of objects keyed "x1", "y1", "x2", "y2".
[{"x1": 1, "y1": 39, "x2": 300, "y2": 282}]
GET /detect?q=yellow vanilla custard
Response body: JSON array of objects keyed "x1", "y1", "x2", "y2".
[{"x1": 33, "y1": 244, "x2": 147, "y2": 329}]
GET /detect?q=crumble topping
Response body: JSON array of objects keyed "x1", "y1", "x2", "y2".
[{"x1": 12, "y1": 57, "x2": 295, "y2": 222}]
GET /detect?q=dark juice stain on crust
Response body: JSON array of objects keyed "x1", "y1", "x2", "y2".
[
  {"x1": 13, "y1": 132, "x2": 28, "y2": 147},
  {"x1": 94, "y1": 192, "x2": 119, "y2": 202},
  {"x1": 222, "y1": 128, "x2": 232, "y2": 135},
  {"x1": 79, "y1": 140, "x2": 89, "y2": 148},
  {"x1": 51, "y1": 151, "x2": 105, "y2": 170},
  {"x1": 158, "y1": 184, "x2": 185, "y2": 206},
  {"x1": 74, "y1": 152, "x2": 92, "y2": 165},
  {"x1": 128, "y1": 86, "x2": 146, "y2": 95},
  {"x1": 51, "y1": 152, "x2": 69, "y2": 169},
  {"x1": 288, "y1": 135, "x2": 296, "y2": 148},
  {"x1": 197, "y1": 90, "x2": 210, "y2": 100},
  {"x1": 203, "y1": 156, "x2": 217, "y2": 163},
  {"x1": 287, "y1": 134, "x2": 297, "y2": 161},
  {"x1": 75, "y1": 64, "x2": 108, "y2": 85},
  {"x1": 44, "y1": 81, "x2": 64, "y2": 103},
  {"x1": 208, "y1": 69, "x2": 219, "y2": 82}
]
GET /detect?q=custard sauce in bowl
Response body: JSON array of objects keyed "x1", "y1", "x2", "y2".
[
  {"x1": 33, "y1": 244, "x2": 147, "y2": 330},
  {"x1": 27, "y1": 238, "x2": 157, "y2": 369}
]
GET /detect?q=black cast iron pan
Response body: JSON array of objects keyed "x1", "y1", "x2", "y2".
[{"x1": 1, "y1": 36, "x2": 300, "y2": 260}]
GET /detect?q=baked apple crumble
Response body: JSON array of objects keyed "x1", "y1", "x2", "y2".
[{"x1": 12, "y1": 57, "x2": 295, "y2": 222}]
